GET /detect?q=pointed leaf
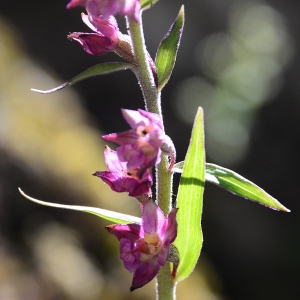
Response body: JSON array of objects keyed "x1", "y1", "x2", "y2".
[
  {"x1": 31, "y1": 62, "x2": 135, "y2": 94},
  {"x1": 19, "y1": 188, "x2": 141, "y2": 224},
  {"x1": 155, "y1": 6, "x2": 184, "y2": 91},
  {"x1": 205, "y1": 164, "x2": 290, "y2": 212},
  {"x1": 141, "y1": 0, "x2": 159, "y2": 10},
  {"x1": 173, "y1": 107, "x2": 205, "y2": 282}
]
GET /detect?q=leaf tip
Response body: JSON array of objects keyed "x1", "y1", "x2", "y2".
[
  {"x1": 31, "y1": 88, "x2": 47, "y2": 94},
  {"x1": 280, "y1": 206, "x2": 291, "y2": 213}
]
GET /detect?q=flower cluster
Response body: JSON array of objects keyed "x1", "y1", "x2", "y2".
[
  {"x1": 107, "y1": 199, "x2": 178, "y2": 291},
  {"x1": 93, "y1": 108, "x2": 166, "y2": 197}
]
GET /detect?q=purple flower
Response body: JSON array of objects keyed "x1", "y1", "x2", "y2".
[
  {"x1": 67, "y1": 0, "x2": 140, "y2": 22},
  {"x1": 103, "y1": 109, "x2": 165, "y2": 177},
  {"x1": 106, "y1": 200, "x2": 178, "y2": 291},
  {"x1": 93, "y1": 146, "x2": 152, "y2": 197},
  {"x1": 68, "y1": 13, "x2": 119, "y2": 56}
]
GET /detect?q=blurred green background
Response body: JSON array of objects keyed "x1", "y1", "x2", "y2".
[{"x1": 0, "y1": 0, "x2": 299, "y2": 299}]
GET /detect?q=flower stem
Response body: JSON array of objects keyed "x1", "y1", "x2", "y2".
[
  {"x1": 156, "y1": 263, "x2": 176, "y2": 300},
  {"x1": 127, "y1": 14, "x2": 161, "y2": 115},
  {"x1": 128, "y1": 13, "x2": 175, "y2": 300}
]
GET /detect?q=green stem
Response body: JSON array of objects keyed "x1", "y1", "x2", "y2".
[
  {"x1": 156, "y1": 263, "x2": 176, "y2": 300},
  {"x1": 128, "y1": 13, "x2": 175, "y2": 300},
  {"x1": 127, "y1": 14, "x2": 161, "y2": 115}
]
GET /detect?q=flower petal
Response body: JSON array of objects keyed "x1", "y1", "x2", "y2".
[
  {"x1": 68, "y1": 32, "x2": 116, "y2": 55},
  {"x1": 66, "y1": 0, "x2": 86, "y2": 9},
  {"x1": 142, "y1": 200, "x2": 166, "y2": 233},
  {"x1": 130, "y1": 257, "x2": 160, "y2": 291},
  {"x1": 160, "y1": 208, "x2": 178, "y2": 243},
  {"x1": 157, "y1": 240, "x2": 170, "y2": 266},
  {"x1": 120, "y1": 238, "x2": 140, "y2": 272},
  {"x1": 81, "y1": 13, "x2": 119, "y2": 43},
  {"x1": 138, "y1": 109, "x2": 163, "y2": 130},
  {"x1": 121, "y1": 108, "x2": 149, "y2": 129},
  {"x1": 102, "y1": 130, "x2": 139, "y2": 146},
  {"x1": 106, "y1": 224, "x2": 141, "y2": 242}
]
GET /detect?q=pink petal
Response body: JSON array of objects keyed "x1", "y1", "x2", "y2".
[
  {"x1": 120, "y1": 238, "x2": 140, "y2": 272},
  {"x1": 142, "y1": 200, "x2": 166, "y2": 233},
  {"x1": 106, "y1": 224, "x2": 141, "y2": 242},
  {"x1": 68, "y1": 32, "x2": 116, "y2": 56},
  {"x1": 161, "y1": 208, "x2": 178, "y2": 243},
  {"x1": 127, "y1": 180, "x2": 152, "y2": 197},
  {"x1": 138, "y1": 109, "x2": 163, "y2": 130},
  {"x1": 81, "y1": 13, "x2": 119, "y2": 43},
  {"x1": 130, "y1": 257, "x2": 160, "y2": 291},
  {"x1": 102, "y1": 130, "x2": 139, "y2": 145},
  {"x1": 93, "y1": 170, "x2": 124, "y2": 193},
  {"x1": 103, "y1": 146, "x2": 124, "y2": 172},
  {"x1": 121, "y1": 108, "x2": 149, "y2": 130},
  {"x1": 66, "y1": 0, "x2": 87, "y2": 9},
  {"x1": 157, "y1": 240, "x2": 170, "y2": 266},
  {"x1": 117, "y1": 144, "x2": 145, "y2": 169}
]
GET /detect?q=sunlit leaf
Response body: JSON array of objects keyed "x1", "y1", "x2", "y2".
[
  {"x1": 141, "y1": 0, "x2": 159, "y2": 10},
  {"x1": 171, "y1": 162, "x2": 290, "y2": 212},
  {"x1": 173, "y1": 107, "x2": 205, "y2": 282},
  {"x1": 155, "y1": 6, "x2": 184, "y2": 91},
  {"x1": 205, "y1": 163, "x2": 290, "y2": 212},
  {"x1": 19, "y1": 188, "x2": 141, "y2": 224},
  {"x1": 31, "y1": 62, "x2": 135, "y2": 94}
]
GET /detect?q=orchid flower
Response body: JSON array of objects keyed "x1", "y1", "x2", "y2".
[
  {"x1": 93, "y1": 146, "x2": 152, "y2": 197},
  {"x1": 106, "y1": 199, "x2": 178, "y2": 291},
  {"x1": 68, "y1": 13, "x2": 119, "y2": 56},
  {"x1": 103, "y1": 109, "x2": 168, "y2": 177}
]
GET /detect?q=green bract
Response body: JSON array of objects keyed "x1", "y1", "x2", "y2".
[
  {"x1": 140, "y1": 0, "x2": 159, "y2": 10},
  {"x1": 205, "y1": 163, "x2": 290, "y2": 212},
  {"x1": 31, "y1": 62, "x2": 135, "y2": 94},
  {"x1": 19, "y1": 188, "x2": 141, "y2": 224},
  {"x1": 173, "y1": 107, "x2": 205, "y2": 282},
  {"x1": 172, "y1": 163, "x2": 290, "y2": 212},
  {"x1": 155, "y1": 6, "x2": 184, "y2": 91}
]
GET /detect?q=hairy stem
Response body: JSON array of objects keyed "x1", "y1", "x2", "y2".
[
  {"x1": 128, "y1": 13, "x2": 175, "y2": 300},
  {"x1": 156, "y1": 263, "x2": 176, "y2": 300},
  {"x1": 127, "y1": 13, "x2": 161, "y2": 115}
]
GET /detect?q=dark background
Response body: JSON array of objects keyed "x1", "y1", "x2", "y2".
[{"x1": 0, "y1": 0, "x2": 299, "y2": 299}]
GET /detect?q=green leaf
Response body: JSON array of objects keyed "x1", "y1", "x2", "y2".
[
  {"x1": 205, "y1": 164, "x2": 290, "y2": 212},
  {"x1": 19, "y1": 188, "x2": 141, "y2": 224},
  {"x1": 141, "y1": 0, "x2": 159, "y2": 10},
  {"x1": 31, "y1": 62, "x2": 135, "y2": 94},
  {"x1": 173, "y1": 107, "x2": 205, "y2": 282},
  {"x1": 155, "y1": 6, "x2": 184, "y2": 91}
]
